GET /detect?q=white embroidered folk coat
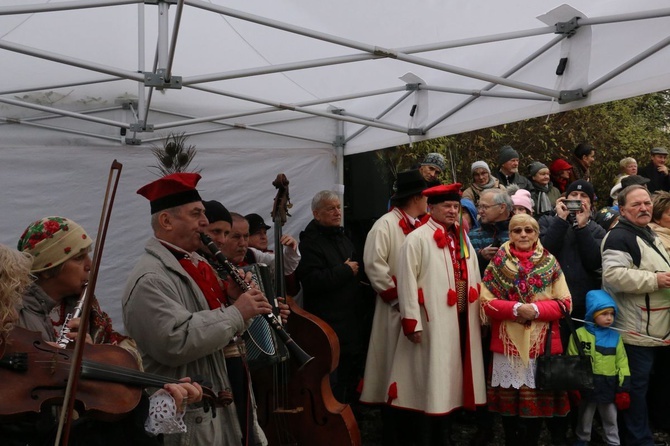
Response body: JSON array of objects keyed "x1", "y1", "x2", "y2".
[
  {"x1": 360, "y1": 208, "x2": 412, "y2": 404},
  {"x1": 386, "y1": 218, "x2": 486, "y2": 414}
]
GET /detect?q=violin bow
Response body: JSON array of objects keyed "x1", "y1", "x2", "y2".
[{"x1": 54, "y1": 160, "x2": 123, "y2": 446}]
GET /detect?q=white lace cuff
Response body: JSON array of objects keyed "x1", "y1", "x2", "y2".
[
  {"x1": 144, "y1": 389, "x2": 187, "y2": 436},
  {"x1": 512, "y1": 302, "x2": 522, "y2": 317}
]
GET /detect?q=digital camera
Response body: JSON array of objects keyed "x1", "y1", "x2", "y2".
[{"x1": 564, "y1": 199, "x2": 582, "y2": 212}]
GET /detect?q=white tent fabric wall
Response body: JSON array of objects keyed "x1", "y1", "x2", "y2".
[
  {"x1": 0, "y1": 144, "x2": 338, "y2": 333},
  {"x1": 1, "y1": 1, "x2": 670, "y2": 155}
]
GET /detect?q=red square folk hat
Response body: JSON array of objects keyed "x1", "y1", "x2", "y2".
[
  {"x1": 137, "y1": 172, "x2": 203, "y2": 214},
  {"x1": 423, "y1": 183, "x2": 462, "y2": 204}
]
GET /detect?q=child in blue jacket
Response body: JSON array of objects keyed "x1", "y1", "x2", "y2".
[{"x1": 567, "y1": 289, "x2": 631, "y2": 446}]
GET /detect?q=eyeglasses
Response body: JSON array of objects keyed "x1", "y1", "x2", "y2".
[
  {"x1": 477, "y1": 203, "x2": 501, "y2": 211},
  {"x1": 511, "y1": 227, "x2": 537, "y2": 235}
]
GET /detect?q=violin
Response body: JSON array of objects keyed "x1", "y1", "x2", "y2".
[
  {"x1": 251, "y1": 174, "x2": 361, "y2": 446},
  {"x1": 0, "y1": 326, "x2": 231, "y2": 421}
]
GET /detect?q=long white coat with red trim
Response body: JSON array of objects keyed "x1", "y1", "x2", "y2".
[
  {"x1": 386, "y1": 217, "x2": 486, "y2": 415},
  {"x1": 360, "y1": 208, "x2": 411, "y2": 404}
]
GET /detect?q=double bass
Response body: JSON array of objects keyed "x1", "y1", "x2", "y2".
[{"x1": 252, "y1": 174, "x2": 361, "y2": 446}]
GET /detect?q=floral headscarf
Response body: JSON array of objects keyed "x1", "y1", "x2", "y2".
[{"x1": 18, "y1": 217, "x2": 92, "y2": 273}]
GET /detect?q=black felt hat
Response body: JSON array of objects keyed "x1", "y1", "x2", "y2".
[{"x1": 392, "y1": 169, "x2": 428, "y2": 200}]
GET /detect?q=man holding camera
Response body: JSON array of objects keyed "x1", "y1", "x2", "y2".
[{"x1": 539, "y1": 179, "x2": 605, "y2": 320}]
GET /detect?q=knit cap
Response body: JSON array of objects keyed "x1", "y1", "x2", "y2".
[
  {"x1": 566, "y1": 179, "x2": 595, "y2": 204},
  {"x1": 471, "y1": 161, "x2": 491, "y2": 174},
  {"x1": 421, "y1": 153, "x2": 446, "y2": 173},
  {"x1": 512, "y1": 189, "x2": 534, "y2": 213},
  {"x1": 528, "y1": 161, "x2": 548, "y2": 178},
  {"x1": 498, "y1": 145, "x2": 519, "y2": 165},
  {"x1": 17, "y1": 216, "x2": 92, "y2": 273}
]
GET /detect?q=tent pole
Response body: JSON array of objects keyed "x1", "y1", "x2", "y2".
[
  {"x1": 0, "y1": 119, "x2": 122, "y2": 143},
  {"x1": 422, "y1": 86, "x2": 551, "y2": 101},
  {"x1": 157, "y1": 1, "x2": 169, "y2": 70},
  {"x1": 0, "y1": 39, "x2": 144, "y2": 82},
  {"x1": 137, "y1": 2, "x2": 147, "y2": 123},
  {"x1": 165, "y1": 0, "x2": 185, "y2": 82},
  {"x1": 0, "y1": 96, "x2": 131, "y2": 129},
  {"x1": 152, "y1": 88, "x2": 410, "y2": 133},
  {"x1": 332, "y1": 111, "x2": 346, "y2": 227},
  {"x1": 345, "y1": 90, "x2": 413, "y2": 143},
  {"x1": 424, "y1": 34, "x2": 565, "y2": 131},
  {"x1": 584, "y1": 34, "x2": 670, "y2": 94},
  {"x1": 0, "y1": 0, "x2": 141, "y2": 15},
  {"x1": 0, "y1": 77, "x2": 117, "y2": 95}
]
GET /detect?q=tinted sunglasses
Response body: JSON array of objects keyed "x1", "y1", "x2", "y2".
[{"x1": 511, "y1": 227, "x2": 536, "y2": 235}]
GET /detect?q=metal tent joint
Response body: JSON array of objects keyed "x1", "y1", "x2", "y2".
[
  {"x1": 333, "y1": 135, "x2": 346, "y2": 147},
  {"x1": 408, "y1": 128, "x2": 425, "y2": 136},
  {"x1": 144, "y1": 69, "x2": 183, "y2": 89},
  {"x1": 405, "y1": 83, "x2": 421, "y2": 91},
  {"x1": 558, "y1": 88, "x2": 586, "y2": 104},
  {"x1": 125, "y1": 137, "x2": 143, "y2": 145},
  {"x1": 129, "y1": 121, "x2": 154, "y2": 132},
  {"x1": 116, "y1": 99, "x2": 139, "y2": 110},
  {"x1": 144, "y1": 0, "x2": 179, "y2": 5},
  {"x1": 555, "y1": 17, "x2": 580, "y2": 37}
]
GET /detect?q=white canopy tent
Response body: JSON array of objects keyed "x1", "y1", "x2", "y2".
[{"x1": 2, "y1": 0, "x2": 670, "y2": 330}]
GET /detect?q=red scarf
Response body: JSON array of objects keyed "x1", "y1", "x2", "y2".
[{"x1": 178, "y1": 257, "x2": 227, "y2": 310}]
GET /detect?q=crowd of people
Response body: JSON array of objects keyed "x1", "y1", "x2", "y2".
[
  {"x1": 357, "y1": 145, "x2": 670, "y2": 446},
  {"x1": 1, "y1": 142, "x2": 670, "y2": 446}
]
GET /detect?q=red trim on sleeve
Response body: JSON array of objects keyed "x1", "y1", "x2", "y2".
[
  {"x1": 418, "y1": 288, "x2": 425, "y2": 305},
  {"x1": 379, "y1": 286, "x2": 398, "y2": 303},
  {"x1": 401, "y1": 318, "x2": 418, "y2": 335}
]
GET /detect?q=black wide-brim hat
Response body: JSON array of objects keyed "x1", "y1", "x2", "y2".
[{"x1": 392, "y1": 169, "x2": 428, "y2": 199}]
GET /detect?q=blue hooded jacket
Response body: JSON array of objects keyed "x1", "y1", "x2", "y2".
[{"x1": 567, "y1": 290, "x2": 631, "y2": 402}]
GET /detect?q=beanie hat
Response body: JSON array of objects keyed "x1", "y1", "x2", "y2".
[
  {"x1": 528, "y1": 161, "x2": 548, "y2": 178},
  {"x1": 471, "y1": 161, "x2": 491, "y2": 174},
  {"x1": 17, "y1": 216, "x2": 92, "y2": 273},
  {"x1": 512, "y1": 189, "x2": 534, "y2": 213},
  {"x1": 566, "y1": 179, "x2": 595, "y2": 204},
  {"x1": 549, "y1": 158, "x2": 572, "y2": 175},
  {"x1": 421, "y1": 153, "x2": 446, "y2": 173},
  {"x1": 498, "y1": 145, "x2": 519, "y2": 165},
  {"x1": 203, "y1": 200, "x2": 232, "y2": 225}
]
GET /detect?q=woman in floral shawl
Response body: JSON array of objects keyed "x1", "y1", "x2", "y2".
[{"x1": 480, "y1": 214, "x2": 571, "y2": 446}]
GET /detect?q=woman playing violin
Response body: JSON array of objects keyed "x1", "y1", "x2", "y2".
[{"x1": 2, "y1": 217, "x2": 203, "y2": 445}]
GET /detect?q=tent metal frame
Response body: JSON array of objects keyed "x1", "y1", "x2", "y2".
[{"x1": 2, "y1": 0, "x2": 670, "y2": 150}]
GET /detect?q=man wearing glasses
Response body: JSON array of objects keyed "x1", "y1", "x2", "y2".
[{"x1": 469, "y1": 188, "x2": 514, "y2": 273}]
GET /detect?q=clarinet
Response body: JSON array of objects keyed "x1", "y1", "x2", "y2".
[
  {"x1": 56, "y1": 282, "x2": 88, "y2": 348},
  {"x1": 199, "y1": 233, "x2": 314, "y2": 370}
]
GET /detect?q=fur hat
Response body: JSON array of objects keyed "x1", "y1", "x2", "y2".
[
  {"x1": 498, "y1": 145, "x2": 519, "y2": 165},
  {"x1": 18, "y1": 216, "x2": 92, "y2": 273}
]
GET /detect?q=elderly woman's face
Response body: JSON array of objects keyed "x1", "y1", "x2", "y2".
[
  {"x1": 657, "y1": 207, "x2": 670, "y2": 229},
  {"x1": 509, "y1": 224, "x2": 538, "y2": 251},
  {"x1": 472, "y1": 168, "x2": 490, "y2": 186},
  {"x1": 624, "y1": 162, "x2": 638, "y2": 176}
]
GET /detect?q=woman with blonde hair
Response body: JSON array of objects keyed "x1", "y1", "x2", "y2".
[
  {"x1": 650, "y1": 191, "x2": 670, "y2": 254},
  {"x1": 480, "y1": 213, "x2": 571, "y2": 446},
  {"x1": 0, "y1": 244, "x2": 32, "y2": 337}
]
